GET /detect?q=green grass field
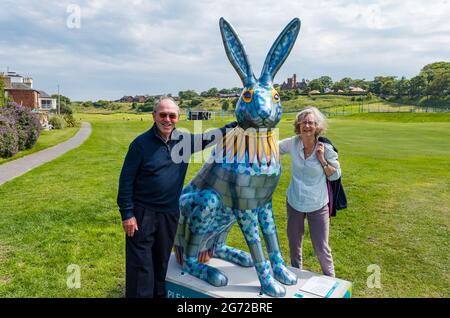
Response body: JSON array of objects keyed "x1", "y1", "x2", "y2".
[{"x1": 0, "y1": 112, "x2": 448, "y2": 297}]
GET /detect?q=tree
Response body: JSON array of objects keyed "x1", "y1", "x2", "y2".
[
  {"x1": 427, "y1": 69, "x2": 450, "y2": 97},
  {"x1": 395, "y1": 76, "x2": 410, "y2": 97},
  {"x1": 51, "y1": 94, "x2": 71, "y2": 105},
  {"x1": 308, "y1": 79, "x2": 324, "y2": 93},
  {"x1": 230, "y1": 87, "x2": 242, "y2": 94},
  {"x1": 201, "y1": 87, "x2": 219, "y2": 98},
  {"x1": 380, "y1": 79, "x2": 395, "y2": 96},
  {"x1": 340, "y1": 77, "x2": 353, "y2": 89},
  {"x1": 318, "y1": 76, "x2": 333, "y2": 91},
  {"x1": 279, "y1": 89, "x2": 296, "y2": 101},
  {"x1": 221, "y1": 100, "x2": 229, "y2": 112},
  {"x1": 420, "y1": 62, "x2": 450, "y2": 97},
  {"x1": 51, "y1": 94, "x2": 73, "y2": 114},
  {"x1": 93, "y1": 100, "x2": 110, "y2": 108},
  {"x1": 0, "y1": 77, "x2": 5, "y2": 107},
  {"x1": 331, "y1": 81, "x2": 346, "y2": 92},
  {"x1": 178, "y1": 90, "x2": 199, "y2": 100},
  {"x1": 351, "y1": 78, "x2": 370, "y2": 90},
  {"x1": 409, "y1": 75, "x2": 427, "y2": 97},
  {"x1": 370, "y1": 76, "x2": 396, "y2": 96},
  {"x1": 82, "y1": 101, "x2": 94, "y2": 108},
  {"x1": 190, "y1": 97, "x2": 203, "y2": 107}
]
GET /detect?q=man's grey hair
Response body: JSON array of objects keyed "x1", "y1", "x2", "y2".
[
  {"x1": 153, "y1": 95, "x2": 180, "y2": 113},
  {"x1": 294, "y1": 106, "x2": 328, "y2": 137}
]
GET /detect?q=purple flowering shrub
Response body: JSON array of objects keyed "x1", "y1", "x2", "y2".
[
  {"x1": 0, "y1": 114, "x2": 19, "y2": 158},
  {"x1": 0, "y1": 103, "x2": 41, "y2": 157},
  {"x1": 1, "y1": 103, "x2": 41, "y2": 151}
]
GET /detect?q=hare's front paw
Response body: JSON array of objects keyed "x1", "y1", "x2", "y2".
[
  {"x1": 274, "y1": 266, "x2": 297, "y2": 286},
  {"x1": 261, "y1": 278, "x2": 286, "y2": 297},
  {"x1": 206, "y1": 266, "x2": 228, "y2": 287}
]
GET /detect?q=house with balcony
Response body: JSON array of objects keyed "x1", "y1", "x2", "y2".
[{"x1": 1, "y1": 72, "x2": 57, "y2": 111}]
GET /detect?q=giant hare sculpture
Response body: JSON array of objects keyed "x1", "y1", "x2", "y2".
[{"x1": 175, "y1": 17, "x2": 301, "y2": 297}]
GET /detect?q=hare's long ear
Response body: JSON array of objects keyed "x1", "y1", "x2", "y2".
[
  {"x1": 260, "y1": 18, "x2": 301, "y2": 85},
  {"x1": 220, "y1": 17, "x2": 256, "y2": 86}
]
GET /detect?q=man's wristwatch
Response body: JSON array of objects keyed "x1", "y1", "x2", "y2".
[{"x1": 322, "y1": 162, "x2": 329, "y2": 169}]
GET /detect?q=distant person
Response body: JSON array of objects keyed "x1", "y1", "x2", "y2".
[
  {"x1": 279, "y1": 107, "x2": 341, "y2": 277},
  {"x1": 117, "y1": 96, "x2": 237, "y2": 298}
]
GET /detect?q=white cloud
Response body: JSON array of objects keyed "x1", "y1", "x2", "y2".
[{"x1": 0, "y1": 0, "x2": 449, "y2": 100}]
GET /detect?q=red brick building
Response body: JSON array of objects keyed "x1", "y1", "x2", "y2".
[{"x1": 1, "y1": 73, "x2": 40, "y2": 108}]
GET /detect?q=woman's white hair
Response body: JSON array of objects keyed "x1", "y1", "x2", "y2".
[{"x1": 294, "y1": 106, "x2": 328, "y2": 136}]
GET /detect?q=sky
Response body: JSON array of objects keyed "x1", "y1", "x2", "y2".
[{"x1": 0, "y1": 0, "x2": 449, "y2": 101}]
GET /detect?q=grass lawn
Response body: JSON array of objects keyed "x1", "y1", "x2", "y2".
[
  {"x1": 0, "y1": 112, "x2": 448, "y2": 297},
  {"x1": 0, "y1": 126, "x2": 81, "y2": 165}
]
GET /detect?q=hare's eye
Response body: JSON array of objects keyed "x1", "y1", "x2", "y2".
[
  {"x1": 272, "y1": 91, "x2": 280, "y2": 103},
  {"x1": 242, "y1": 89, "x2": 253, "y2": 103}
]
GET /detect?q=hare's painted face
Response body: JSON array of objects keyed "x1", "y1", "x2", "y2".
[
  {"x1": 235, "y1": 82, "x2": 282, "y2": 129},
  {"x1": 220, "y1": 17, "x2": 300, "y2": 129}
]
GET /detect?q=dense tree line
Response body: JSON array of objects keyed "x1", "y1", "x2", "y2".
[
  {"x1": 68, "y1": 61, "x2": 450, "y2": 112},
  {"x1": 296, "y1": 62, "x2": 449, "y2": 100},
  {"x1": 178, "y1": 62, "x2": 448, "y2": 105}
]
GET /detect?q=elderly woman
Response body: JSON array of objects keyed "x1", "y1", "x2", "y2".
[{"x1": 279, "y1": 106, "x2": 341, "y2": 277}]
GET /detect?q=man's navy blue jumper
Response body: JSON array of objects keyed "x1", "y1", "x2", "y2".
[{"x1": 117, "y1": 122, "x2": 236, "y2": 298}]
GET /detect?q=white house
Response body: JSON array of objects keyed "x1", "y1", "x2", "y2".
[{"x1": 38, "y1": 90, "x2": 57, "y2": 110}]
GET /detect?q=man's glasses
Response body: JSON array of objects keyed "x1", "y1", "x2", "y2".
[{"x1": 158, "y1": 112, "x2": 178, "y2": 119}]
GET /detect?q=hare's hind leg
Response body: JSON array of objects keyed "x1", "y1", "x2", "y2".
[
  {"x1": 233, "y1": 208, "x2": 286, "y2": 297},
  {"x1": 258, "y1": 202, "x2": 297, "y2": 286},
  {"x1": 213, "y1": 208, "x2": 253, "y2": 267},
  {"x1": 179, "y1": 189, "x2": 228, "y2": 287}
]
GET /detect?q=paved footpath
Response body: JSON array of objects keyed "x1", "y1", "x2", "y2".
[{"x1": 0, "y1": 122, "x2": 92, "y2": 186}]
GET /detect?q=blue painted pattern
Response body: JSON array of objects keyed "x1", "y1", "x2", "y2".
[{"x1": 175, "y1": 17, "x2": 301, "y2": 297}]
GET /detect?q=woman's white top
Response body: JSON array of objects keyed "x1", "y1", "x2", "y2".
[{"x1": 279, "y1": 136, "x2": 341, "y2": 213}]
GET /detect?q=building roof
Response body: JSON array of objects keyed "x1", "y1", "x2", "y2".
[
  {"x1": 349, "y1": 87, "x2": 366, "y2": 92},
  {"x1": 5, "y1": 83, "x2": 40, "y2": 93},
  {"x1": 38, "y1": 90, "x2": 52, "y2": 98},
  {"x1": 10, "y1": 82, "x2": 33, "y2": 90}
]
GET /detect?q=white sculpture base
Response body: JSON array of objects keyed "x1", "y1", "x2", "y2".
[{"x1": 166, "y1": 253, "x2": 352, "y2": 298}]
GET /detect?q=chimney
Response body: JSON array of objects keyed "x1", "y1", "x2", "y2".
[{"x1": 23, "y1": 77, "x2": 33, "y2": 88}]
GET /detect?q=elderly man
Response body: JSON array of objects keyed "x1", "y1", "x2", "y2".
[{"x1": 117, "y1": 96, "x2": 236, "y2": 298}]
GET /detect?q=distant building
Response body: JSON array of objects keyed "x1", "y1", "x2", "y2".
[
  {"x1": 349, "y1": 86, "x2": 367, "y2": 94},
  {"x1": 38, "y1": 90, "x2": 57, "y2": 110},
  {"x1": 1, "y1": 72, "x2": 41, "y2": 108},
  {"x1": 309, "y1": 90, "x2": 321, "y2": 95},
  {"x1": 281, "y1": 74, "x2": 297, "y2": 90},
  {"x1": 1, "y1": 71, "x2": 56, "y2": 125},
  {"x1": 296, "y1": 78, "x2": 310, "y2": 90},
  {"x1": 135, "y1": 95, "x2": 146, "y2": 103},
  {"x1": 118, "y1": 95, "x2": 134, "y2": 103}
]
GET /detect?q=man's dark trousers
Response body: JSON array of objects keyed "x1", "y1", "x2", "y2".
[{"x1": 125, "y1": 205, "x2": 179, "y2": 298}]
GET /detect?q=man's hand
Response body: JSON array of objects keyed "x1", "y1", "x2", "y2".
[{"x1": 122, "y1": 217, "x2": 139, "y2": 237}]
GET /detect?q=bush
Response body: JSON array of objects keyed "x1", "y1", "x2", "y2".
[
  {"x1": 60, "y1": 102, "x2": 73, "y2": 115},
  {"x1": 1, "y1": 103, "x2": 41, "y2": 151},
  {"x1": 49, "y1": 115, "x2": 67, "y2": 129},
  {"x1": 136, "y1": 102, "x2": 153, "y2": 112},
  {"x1": 63, "y1": 113, "x2": 78, "y2": 127},
  {"x1": 0, "y1": 115, "x2": 19, "y2": 158}
]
